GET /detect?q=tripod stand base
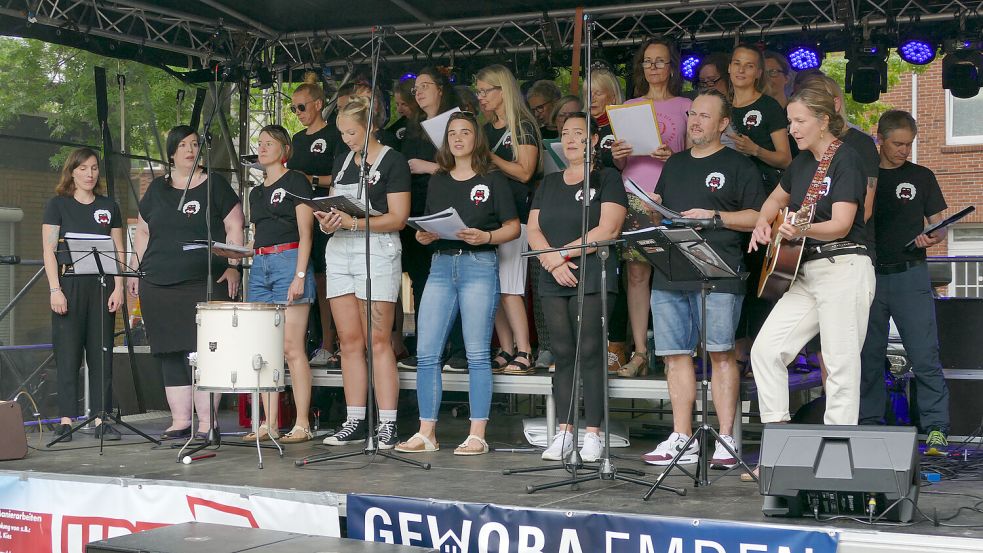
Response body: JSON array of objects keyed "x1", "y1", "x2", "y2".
[
  {"x1": 47, "y1": 410, "x2": 161, "y2": 452},
  {"x1": 642, "y1": 424, "x2": 756, "y2": 500}
]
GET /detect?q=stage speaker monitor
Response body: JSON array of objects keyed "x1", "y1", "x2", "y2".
[
  {"x1": 0, "y1": 401, "x2": 27, "y2": 461},
  {"x1": 758, "y1": 424, "x2": 919, "y2": 522},
  {"x1": 935, "y1": 297, "x2": 983, "y2": 369}
]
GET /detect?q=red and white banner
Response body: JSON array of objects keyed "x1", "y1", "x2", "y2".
[{"x1": 0, "y1": 471, "x2": 340, "y2": 553}]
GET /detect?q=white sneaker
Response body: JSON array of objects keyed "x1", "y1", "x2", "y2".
[
  {"x1": 541, "y1": 431, "x2": 574, "y2": 461},
  {"x1": 580, "y1": 432, "x2": 602, "y2": 463},
  {"x1": 711, "y1": 434, "x2": 739, "y2": 469},
  {"x1": 642, "y1": 432, "x2": 698, "y2": 466},
  {"x1": 309, "y1": 348, "x2": 330, "y2": 366}
]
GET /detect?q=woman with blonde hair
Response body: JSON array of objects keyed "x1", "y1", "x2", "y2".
[{"x1": 476, "y1": 64, "x2": 541, "y2": 375}]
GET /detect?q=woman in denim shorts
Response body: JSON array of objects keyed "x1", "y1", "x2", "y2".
[
  {"x1": 245, "y1": 124, "x2": 316, "y2": 444},
  {"x1": 315, "y1": 97, "x2": 411, "y2": 449}
]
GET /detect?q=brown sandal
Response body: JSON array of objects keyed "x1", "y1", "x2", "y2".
[
  {"x1": 503, "y1": 351, "x2": 535, "y2": 375},
  {"x1": 617, "y1": 351, "x2": 649, "y2": 377}
]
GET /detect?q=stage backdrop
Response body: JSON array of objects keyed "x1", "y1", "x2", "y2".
[
  {"x1": 0, "y1": 470, "x2": 341, "y2": 553},
  {"x1": 347, "y1": 493, "x2": 839, "y2": 553}
]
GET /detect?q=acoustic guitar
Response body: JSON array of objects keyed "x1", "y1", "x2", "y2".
[{"x1": 757, "y1": 204, "x2": 815, "y2": 301}]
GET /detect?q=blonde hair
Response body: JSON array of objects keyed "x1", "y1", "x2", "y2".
[
  {"x1": 293, "y1": 71, "x2": 326, "y2": 105},
  {"x1": 582, "y1": 67, "x2": 624, "y2": 108},
  {"x1": 798, "y1": 74, "x2": 849, "y2": 124},
  {"x1": 787, "y1": 86, "x2": 846, "y2": 138},
  {"x1": 337, "y1": 95, "x2": 373, "y2": 131},
  {"x1": 475, "y1": 64, "x2": 541, "y2": 162}
]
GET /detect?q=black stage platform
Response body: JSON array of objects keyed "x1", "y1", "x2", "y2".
[{"x1": 6, "y1": 410, "x2": 983, "y2": 543}]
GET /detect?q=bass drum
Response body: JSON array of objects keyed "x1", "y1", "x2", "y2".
[{"x1": 194, "y1": 302, "x2": 285, "y2": 392}]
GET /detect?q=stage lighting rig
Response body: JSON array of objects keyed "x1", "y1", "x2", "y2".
[
  {"x1": 845, "y1": 39, "x2": 888, "y2": 103},
  {"x1": 681, "y1": 51, "x2": 702, "y2": 82},
  {"x1": 942, "y1": 38, "x2": 983, "y2": 99},
  {"x1": 898, "y1": 34, "x2": 937, "y2": 65},
  {"x1": 787, "y1": 42, "x2": 824, "y2": 71}
]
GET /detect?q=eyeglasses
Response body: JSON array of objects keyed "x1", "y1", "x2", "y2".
[
  {"x1": 641, "y1": 60, "x2": 670, "y2": 70},
  {"x1": 765, "y1": 68, "x2": 788, "y2": 77},
  {"x1": 529, "y1": 101, "x2": 552, "y2": 115},
  {"x1": 698, "y1": 76, "x2": 721, "y2": 87},
  {"x1": 475, "y1": 85, "x2": 502, "y2": 98},
  {"x1": 289, "y1": 100, "x2": 316, "y2": 114},
  {"x1": 411, "y1": 81, "x2": 436, "y2": 95},
  {"x1": 449, "y1": 111, "x2": 477, "y2": 121}
]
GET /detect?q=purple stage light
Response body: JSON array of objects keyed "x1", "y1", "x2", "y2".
[
  {"x1": 681, "y1": 53, "x2": 701, "y2": 81},
  {"x1": 787, "y1": 45, "x2": 822, "y2": 71},
  {"x1": 898, "y1": 39, "x2": 936, "y2": 65}
]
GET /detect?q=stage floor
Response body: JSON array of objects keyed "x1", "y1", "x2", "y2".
[{"x1": 6, "y1": 410, "x2": 983, "y2": 542}]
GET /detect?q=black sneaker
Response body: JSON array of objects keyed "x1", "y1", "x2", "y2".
[
  {"x1": 443, "y1": 356, "x2": 469, "y2": 373},
  {"x1": 397, "y1": 356, "x2": 418, "y2": 370},
  {"x1": 376, "y1": 421, "x2": 398, "y2": 450},
  {"x1": 95, "y1": 423, "x2": 122, "y2": 441},
  {"x1": 322, "y1": 417, "x2": 367, "y2": 445},
  {"x1": 54, "y1": 423, "x2": 73, "y2": 443}
]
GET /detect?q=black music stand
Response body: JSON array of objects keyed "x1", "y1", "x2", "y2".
[
  {"x1": 622, "y1": 227, "x2": 758, "y2": 499},
  {"x1": 46, "y1": 238, "x2": 161, "y2": 452}
]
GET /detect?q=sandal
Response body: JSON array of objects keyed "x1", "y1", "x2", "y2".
[
  {"x1": 607, "y1": 342, "x2": 627, "y2": 374},
  {"x1": 242, "y1": 423, "x2": 280, "y2": 442},
  {"x1": 740, "y1": 465, "x2": 760, "y2": 482},
  {"x1": 491, "y1": 349, "x2": 515, "y2": 375},
  {"x1": 454, "y1": 434, "x2": 489, "y2": 456},
  {"x1": 394, "y1": 432, "x2": 439, "y2": 453},
  {"x1": 279, "y1": 425, "x2": 313, "y2": 444},
  {"x1": 617, "y1": 351, "x2": 649, "y2": 377},
  {"x1": 503, "y1": 351, "x2": 535, "y2": 375}
]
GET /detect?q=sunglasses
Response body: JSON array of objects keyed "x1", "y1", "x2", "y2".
[
  {"x1": 289, "y1": 100, "x2": 316, "y2": 114},
  {"x1": 448, "y1": 111, "x2": 477, "y2": 121}
]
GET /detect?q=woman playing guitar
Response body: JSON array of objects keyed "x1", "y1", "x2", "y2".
[{"x1": 747, "y1": 86, "x2": 874, "y2": 432}]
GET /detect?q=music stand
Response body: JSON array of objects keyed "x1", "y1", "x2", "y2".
[
  {"x1": 46, "y1": 236, "x2": 161, "y2": 452},
  {"x1": 622, "y1": 227, "x2": 758, "y2": 498}
]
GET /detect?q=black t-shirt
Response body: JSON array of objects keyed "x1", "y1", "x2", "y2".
[
  {"x1": 485, "y1": 119, "x2": 540, "y2": 224},
  {"x1": 43, "y1": 194, "x2": 123, "y2": 267},
  {"x1": 139, "y1": 175, "x2": 240, "y2": 285},
  {"x1": 842, "y1": 128, "x2": 881, "y2": 260},
  {"x1": 424, "y1": 171, "x2": 518, "y2": 252},
  {"x1": 540, "y1": 126, "x2": 558, "y2": 140},
  {"x1": 597, "y1": 124, "x2": 619, "y2": 171},
  {"x1": 531, "y1": 168, "x2": 628, "y2": 296},
  {"x1": 732, "y1": 94, "x2": 787, "y2": 190},
  {"x1": 653, "y1": 147, "x2": 765, "y2": 294},
  {"x1": 248, "y1": 170, "x2": 311, "y2": 248},
  {"x1": 874, "y1": 161, "x2": 947, "y2": 265},
  {"x1": 331, "y1": 147, "x2": 412, "y2": 215},
  {"x1": 389, "y1": 116, "x2": 410, "y2": 147},
  {"x1": 288, "y1": 124, "x2": 341, "y2": 189},
  {"x1": 780, "y1": 144, "x2": 867, "y2": 249},
  {"x1": 399, "y1": 130, "x2": 438, "y2": 217}
]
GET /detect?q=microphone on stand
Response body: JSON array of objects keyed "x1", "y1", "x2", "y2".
[
  {"x1": 0, "y1": 255, "x2": 20, "y2": 265},
  {"x1": 666, "y1": 217, "x2": 719, "y2": 230}
]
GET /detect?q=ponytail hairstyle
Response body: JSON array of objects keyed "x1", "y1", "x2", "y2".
[
  {"x1": 435, "y1": 111, "x2": 494, "y2": 176},
  {"x1": 56, "y1": 147, "x2": 102, "y2": 196},
  {"x1": 294, "y1": 71, "x2": 326, "y2": 107},
  {"x1": 787, "y1": 85, "x2": 846, "y2": 138},
  {"x1": 258, "y1": 124, "x2": 294, "y2": 164},
  {"x1": 337, "y1": 95, "x2": 377, "y2": 137}
]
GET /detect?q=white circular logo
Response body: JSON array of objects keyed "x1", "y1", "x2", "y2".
[
  {"x1": 182, "y1": 201, "x2": 201, "y2": 215},
  {"x1": 705, "y1": 172, "x2": 726, "y2": 191},
  {"x1": 310, "y1": 138, "x2": 327, "y2": 154},
  {"x1": 93, "y1": 209, "x2": 112, "y2": 225},
  {"x1": 368, "y1": 170, "x2": 382, "y2": 186},
  {"x1": 270, "y1": 188, "x2": 286, "y2": 204},
  {"x1": 574, "y1": 188, "x2": 597, "y2": 202},
  {"x1": 742, "y1": 110, "x2": 763, "y2": 128},
  {"x1": 818, "y1": 176, "x2": 832, "y2": 197},
  {"x1": 470, "y1": 184, "x2": 490, "y2": 204},
  {"x1": 600, "y1": 134, "x2": 616, "y2": 149},
  {"x1": 396, "y1": 127, "x2": 407, "y2": 141},
  {"x1": 896, "y1": 182, "x2": 917, "y2": 201}
]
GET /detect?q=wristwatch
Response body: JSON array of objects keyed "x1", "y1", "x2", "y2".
[
  {"x1": 296, "y1": 271, "x2": 306, "y2": 279},
  {"x1": 559, "y1": 249, "x2": 571, "y2": 261},
  {"x1": 312, "y1": 176, "x2": 319, "y2": 186}
]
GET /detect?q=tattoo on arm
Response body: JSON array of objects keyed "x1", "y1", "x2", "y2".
[{"x1": 46, "y1": 228, "x2": 60, "y2": 249}]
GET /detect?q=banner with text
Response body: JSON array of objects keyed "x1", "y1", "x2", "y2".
[
  {"x1": 347, "y1": 494, "x2": 838, "y2": 553},
  {"x1": 0, "y1": 472, "x2": 340, "y2": 553}
]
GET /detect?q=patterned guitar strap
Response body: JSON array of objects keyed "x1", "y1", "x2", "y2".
[{"x1": 799, "y1": 139, "x2": 843, "y2": 215}]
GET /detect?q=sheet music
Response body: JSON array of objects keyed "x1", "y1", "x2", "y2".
[
  {"x1": 624, "y1": 177, "x2": 681, "y2": 220},
  {"x1": 182, "y1": 240, "x2": 252, "y2": 259},
  {"x1": 904, "y1": 205, "x2": 975, "y2": 248},
  {"x1": 606, "y1": 101, "x2": 663, "y2": 155},
  {"x1": 542, "y1": 139, "x2": 567, "y2": 174},
  {"x1": 283, "y1": 189, "x2": 381, "y2": 217},
  {"x1": 421, "y1": 107, "x2": 461, "y2": 149},
  {"x1": 65, "y1": 236, "x2": 120, "y2": 276},
  {"x1": 406, "y1": 207, "x2": 468, "y2": 240}
]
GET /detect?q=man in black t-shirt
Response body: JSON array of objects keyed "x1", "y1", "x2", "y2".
[
  {"x1": 642, "y1": 90, "x2": 764, "y2": 468},
  {"x1": 859, "y1": 110, "x2": 951, "y2": 454}
]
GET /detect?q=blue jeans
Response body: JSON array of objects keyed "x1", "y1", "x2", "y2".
[{"x1": 416, "y1": 250, "x2": 499, "y2": 421}]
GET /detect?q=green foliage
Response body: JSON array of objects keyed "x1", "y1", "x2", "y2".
[{"x1": 821, "y1": 51, "x2": 929, "y2": 132}]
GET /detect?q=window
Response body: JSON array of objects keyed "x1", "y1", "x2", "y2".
[
  {"x1": 948, "y1": 225, "x2": 983, "y2": 297},
  {"x1": 946, "y1": 92, "x2": 983, "y2": 145},
  {"x1": 0, "y1": 208, "x2": 22, "y2": 344}
]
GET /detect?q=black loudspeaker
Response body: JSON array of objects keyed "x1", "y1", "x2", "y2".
[
  {"x1": 84, "y1": 522, "x2": 437, "y2": 552},
  {"x1": 759, "y1": 424, "x2": 919, "y2": 522},
  {"x1": 936, "y1": 297, "x2": 983, "y2": 370},
  {"x1": 0, "y1": 401, "x2": 27, "y2": 461}
]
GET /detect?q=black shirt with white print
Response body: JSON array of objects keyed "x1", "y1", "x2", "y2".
[
  {"x1": 288, "y1": 124, "x2": 341, "y2": 197},
  {"x1": 874, "y1": 161, "x2": 947, "y2": 265},
  {"x1": 43, "y1": 194, "x2": 122, "y2": 267},
  {"x1": 780, "y1": 144, "x2": 867, "y2": 250},
  {"x1": 248, "y1": 170, "x2": 311, "y2": 249},
  {"x1": 531, "y1": 168, "x2": 628, "y2": 297},
  {"x1": 330, "y1": 147, "x2": 412, "y2": 215},
  {"x1": 424, "y1": 171, "x2": 517, "y2": 252},
  {"x1": 485, "y1": 119, "x2": 540, "y2": 224},
  {"x1": 653, "y1": 147, "x2": 765, "y2": 294},
  {"x1": 731, "y1": 94, "x2": 787, "y2": 190},
  {"x1": 841, "y1": 128, "x2": 881, "y2": 262},
  {"x1": 138, "y1": 174, "x2": 240, "y2": 285},
  {"x1": 596, "y1": 123, "x2": 619, "y2": 171}
]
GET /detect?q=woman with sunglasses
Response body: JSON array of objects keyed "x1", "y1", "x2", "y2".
[
  {"x1": 317, "y1": 97, "x2": 411, "y2": 449},
  {"x1": 610, "y1": 36, "x2": 692, "y2": 378},
  {"x1": 476, "y1": 64, "x2": 541, "y2": 376},
  {"x1": 529, "y1": 112, "x2": 627, "y2": 462},
  {"x1": 395, "y1": 111, "x2": 519, "y2": 455}
]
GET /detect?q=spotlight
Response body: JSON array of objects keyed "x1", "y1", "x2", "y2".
[
  {"x1": 942, "y1": 39, "x2": 983, "y2": 99},
  {"x1": 898, "y1": 36, "x2": 937, "y2": 65},
  {"x1": 845, "y1": 42, "x2": 888, "y2": 103},
  {"x1": 681, "y1": 52, "x2": 702, "y2": 81},
  {"x1": 399, "y1": 72, "x2": 417, "y2": 81},
  {"x1": 787, "y1": 43, "x2": 823, "y2": 71},
  {"x1": 253, "y1": 66, "x2": 274, "y2": 90}
]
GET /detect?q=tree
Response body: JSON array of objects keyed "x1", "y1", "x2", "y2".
[{"x1": 821, "y1": 51, "x2": 929, "y2": 132}]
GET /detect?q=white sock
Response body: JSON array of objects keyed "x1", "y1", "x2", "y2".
[
  {"x1": 347, "y1": 406, "x2": 366, "y2": 420},
  {"x1": 379, "y1": 410, "x2": 397, "y2": 423}
]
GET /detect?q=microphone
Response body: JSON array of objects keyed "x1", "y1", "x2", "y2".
[
  {"x1": 668, "y1": 217, "x2": 718, "y2": 230},
  {"x1": 0, "y1": 255, "x2": 20, "y2": 265}
]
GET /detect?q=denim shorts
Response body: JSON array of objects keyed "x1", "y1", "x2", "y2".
[
  {"x1": 651, "y1": 289, "x2": 743, "y2": 355},
  {"x1": 324, "y1": 230, "x2": 402, "y2": 302},
  {"x1": 247, "y1": 247, "x2": 315, "y2": 304}
]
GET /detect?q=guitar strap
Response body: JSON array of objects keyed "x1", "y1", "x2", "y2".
[{"x1": 800, "y1": 139, "x2": 842, "y2": 210}]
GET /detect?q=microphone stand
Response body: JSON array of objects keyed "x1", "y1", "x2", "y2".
[{"x1": 295, "y1": 26, "x2": 428, "y2": 470}]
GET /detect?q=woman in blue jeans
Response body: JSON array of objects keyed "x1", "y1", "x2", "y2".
[{"x1": 395, "y1": 111, "x2": 519, "y2": 455}]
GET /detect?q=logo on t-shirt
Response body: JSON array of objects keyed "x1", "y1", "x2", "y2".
[
  {"x1": 743, "y1": 110, "x2": 763, "y2": 128},
  {"x1": 93, "y1": 209, "x2": 112, "y2": 226},
  {"x1": 574, "y1": 188, "x2": 597, "y2": 202},
  {"x1": 270, "y1": 188, "x2": 286, "y2": 205},
  {"x1": 470, "y1": 184, "x2": 490, "y2": 204},
  {"x1": 817, "y1": 176, "x2": 832, "y2": 197},
  {"x1": 396, "y1": 127, "x2": 407, "y2": 141},
  {"x1": 368, "y1": 170, "x2": 382, "y2": 186},
  {"x1": 501, "y1": 132, "x2": 513, "y2": 149},
  {"x1": 896, "y1": 182, "x2": 917, "y2": 202},
  {"x1": 705, "y1": 172, "x2": 726, "y2": 191},
  {"x1": 182, "y1": 201, "x2": 201, "y2": 216},
  {"x1": 600, "y1": 134, "x2": 616, "y2": 150},
  {"x1": 310, "y1": 138, "x2": 327, "y2": 154}
]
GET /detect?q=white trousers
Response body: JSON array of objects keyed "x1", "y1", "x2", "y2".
[{"x1": 751, "y1": 253, "x2": 875, "y2": 425}]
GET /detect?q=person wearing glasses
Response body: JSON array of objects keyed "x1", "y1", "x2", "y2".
[
  {"x1": 395, "y1": 111, "x2": 519, "y2": 455},
  {"x1": 694, "y1": 53, "x2": 736, "y2": 150},
  {"x1": 763, "y1": 51, "x2": 793, "y2": 109},
  {"x1": 526, "y1": 80, "x2": 563, "y2": 139},
  {"x1": 610, "y1": 36, "x2": 692, "y2": 378},
  {"x1": 317, "y1": 97, "x2": 411, "y2": 449},
  {"x1": 530, "y1": 112, "x2": 628, "y2": 462},
  {"x1": 287, "y1": 73, "x2": 342, "y2": 370},
  {"x1": 476, "y1": 64, "x2": 542, "y2": 376}
]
